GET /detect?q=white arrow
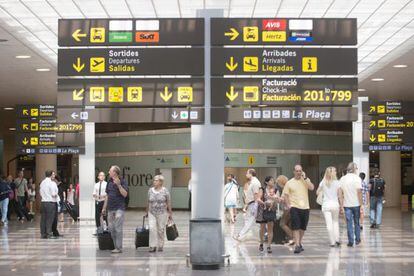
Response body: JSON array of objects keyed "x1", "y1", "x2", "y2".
[
  {"x1": 71, "y1": 112, "x2": 79, "y2": 119},
  {"x1": 171, "y1": 111, "x2": 178, "y2": 119}
]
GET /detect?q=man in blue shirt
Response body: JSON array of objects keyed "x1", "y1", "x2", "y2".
[{"x1": 102, "y1": 165, "x2": 128, "y2": 253}]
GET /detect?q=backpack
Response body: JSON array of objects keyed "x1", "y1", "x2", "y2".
[{"x1": 371, "y1": 178, "x2": 385, "y2": 197}]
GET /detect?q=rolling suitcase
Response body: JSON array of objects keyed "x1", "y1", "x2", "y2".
[
  {"x1": 135, "y1": 216, "x2": 149, "y2": 248},
  {"x1": 98, "y1": 231, "x2": 115, "y2": 250},
  {"x1": 64, "y1": 201, "x2": 78, "y2": 221}
]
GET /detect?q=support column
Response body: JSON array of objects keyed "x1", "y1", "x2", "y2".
[
  {"x1": 79, "y1": 122, "x2": 95, "y2": 221},
  {"x1": 380, "y1": 151, "x2": 401, "y2": 207},
  {"x1": 353, "y1": 97, "x2": 369, "y2": 179},
  {"x1": 35, "y1": 154, "x2": 57, "y2": 211},
  {"x1": 3, "y1": 133, "x2": 16, "y2": 176},
  {"x1": 190, "y1": 9, "x2": 224, "y2": 270}
]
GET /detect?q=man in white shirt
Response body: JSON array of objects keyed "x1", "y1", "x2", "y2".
[
  {"x1": 93, "y1": 171, "x2": 107, "y2": 232},
  {"x1": 234, "y1": 168, "x2": 261, "y2": 241},
  {"x1": 39, "y1": 170, "x2": 58, "y2": 239},
  {"x1": 339, "y1": 162, "x2": 363, "y2": 247}
]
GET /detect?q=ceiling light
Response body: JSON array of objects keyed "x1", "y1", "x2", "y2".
[
  {"x1": 4, "y1": 107, "x2": 14, "y2": 111},
  {"x1": 16, "y1": 55, "x2": 31, "y2": 59},
  {"x1": 9, "y1": 128, "x2": 16, "y2": 131},
  {"x1": 371, "y1": 78, "x2": 384, "y2": 82},
  {"x1": 358, "y1": 88, "x2": 366, "y2": 92},
  {"x1": 393, "y1": 64, "x2": 407, "y2": 68},
  {"x1": 36, "y1": 68, "x2": 51, "y2": 72},
  {"x1": 301, "y1": 122, "x2": 309, "y2": 125}
]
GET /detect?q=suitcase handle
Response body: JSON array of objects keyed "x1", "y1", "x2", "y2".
[{"x1": 142, "y1": 215, "x2": 146, "y2": 228}]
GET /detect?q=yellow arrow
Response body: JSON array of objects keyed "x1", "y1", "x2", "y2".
[
  {"x1": 22, "y1": 137, "x2": 29, "y2": 145},
  {"x1": 369, "y1": 106, "x2": 376, "y2": 113},
  {"x1": 226, "y1": 86, "x2": 238, "y2": 102},
  {"x1": 369, "y1": 134, "x2": 376, "y2": 142},
  {"x1": 369, "y1": 121, "x2": 376, "y2": 128},
  {"x1": 224, "y1": 28, "x2": 239, "y2": 41},
  {"x1": 72, "y1": 29, "x2": 87, "y2": 42},
  {"x1": 23, "y1": 109, "x2": 29, "y2": 116},
  {"x1": 160, "y1": 87, "x2": 173, "y2": 102},
  {"x1": 22, "y1": 124, "x2": 29, "y2": 130},
  {"x1": 73, "y1": 89, "x2": 85, "y2": 101},
  {"x1": 72, "y1": 58, "x2": 85, "y2": 72},
  {"x1": 226, "y1": 56, "x2": 238, "y2": 71}
]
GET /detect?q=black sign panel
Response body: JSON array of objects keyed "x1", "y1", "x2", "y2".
[
  {"x1": 18, "y1": 147, "x2": 85, "y2": 155},
  {"x1": 58, "y1": 48, "x2": 204, "y2": 76},
  {"x1": 363, "y1": 115, "x2": 414, "y2": 130},
  {"x1": 211, "y1": 78, "x2": 357, "y2": 106},
  {"x1": 57, "y1": 79, "x2": 204, "y2": 107},
  {"x1": 211, "y1": 48, "x2": 357, "y2": 76},
  {"x1": 363, "y1": 144, "x2": 413, "y2": 152},
  {"x1": 58, "y1": 19, "x2": 204, "y2": 46},
  {"x1": 17, "y1": 132, "x2": 85, "y2": 148},
  {"x1": 364, "y1": 129, "x2": 414, "y2": 144},
  {"x1": 362, "y1": 101, "x2": 414, "y2": 115},
  {"x1": 16, "y1": 105, "x2": 56, "y2": 119},
  {"x1": 211, "y1": 18, "x2": 357, "y2": 46},
  {"x1": 57, "y1": 107, "x2": 204, "y2": 124},
  {"x1": 211, "y1": 106, "x2": 357, "y2": 123},
  {"x1": 17, "y1": 118, "x2": 83, "y2": 132}
]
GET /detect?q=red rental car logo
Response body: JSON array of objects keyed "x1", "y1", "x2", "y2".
[{"x1": 262, "y1": 19, "x2": 286, "y2": 31}]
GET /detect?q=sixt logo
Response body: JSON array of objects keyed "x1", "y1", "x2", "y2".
[{"x1": 262, "y1": 19, "x2": 286, "y2": 31}]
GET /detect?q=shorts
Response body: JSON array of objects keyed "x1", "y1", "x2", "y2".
[{"x1": 290, "y1": 207, "x2": 310, "y2": 231}]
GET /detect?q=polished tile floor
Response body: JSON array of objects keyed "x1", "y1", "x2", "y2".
[{"x1": 0, "y1": 208, "x2": 413, "y2": 275}]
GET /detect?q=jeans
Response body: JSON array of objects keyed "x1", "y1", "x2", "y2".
[
  {"x1": 40, "y1": 202, "x2": 56, "y2": 238},
  {"x1": 344, "y1": 206, "x2": 361, "y2": 245},
  {"x1": 1, "y1": 198, "x2": 9, "y2": 223},
  {"x1": 238, "y1": 202, "x2": 257, "y2": 240},
  {"x1": 370, "y1": 196, "x2": 383, "y2": 225},
  {"x1": 108, "y1": 209, "x2": 125, "y2": 250},
  {"x1": 148, "y1": 212, "x2": 168, "y2": 248},
  {"x1": 322, "y1": 206, "x2": 340, "y2": 245}
]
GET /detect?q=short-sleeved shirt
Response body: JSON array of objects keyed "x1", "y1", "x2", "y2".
[
  {"x1": 320, "y1": 180, "x2": 340, "y2": 208},
  {"x1": 148, "y1": 187, "x2": 170, "y2": 215},
  {"x1": 106, "y1": 178, "x2": 128, "y2": 211},
  {"x1": 361, "y1": 180, "x2": 369, "y2": 205},
  {"x1": 282, "y1": 178, "x2": 310, "y2": 210},
  {"x1": 245, "y1": 177, "x2": 261, "y2": 203},
  {"x1": 339, "y1": 173, "x2": 362, "y2": 207},
  {"x1": 14, "y1": 178, "x2": 27, "y2": 197}
]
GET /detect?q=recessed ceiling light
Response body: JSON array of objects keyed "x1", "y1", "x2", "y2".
[
  {"x1": 36, "y1": 68, "x2": 51, "y2": 72},
  {"x1": 301, "y1": 122, "x2": 309, "y2": 125},
  {"x1": 258, "y1": 104, "x2": 267, "y2": 107},
  {"x1": 16, "y1": 55, "x2": 31, "y2": 59},
  {"x1": 3, "y1": 107, "x2": 14, "y2": 111},
  {"x1": 371, "y1": 78, "x2": 384, "y2": 82},
  {"x1": 358, "y1": 88, "x2": 366, "y2": 92},
  {"x1": 393, "y1": 64, "x2": 407, "y2": 68},
  {"x1": 9, "y1": 128, "x2": 16, "y2": 131}
]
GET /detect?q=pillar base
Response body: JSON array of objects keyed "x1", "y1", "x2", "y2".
[{"x1": 190, "y1": 219, "x2": 223, "y2": 270}]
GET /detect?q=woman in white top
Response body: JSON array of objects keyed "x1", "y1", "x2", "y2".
[
  {"x1": 317, "y1": 167, "x2": 341, "y2": 247},
  {"x1": 66, "y1": 184, "x2": 75, "y2": 206},
  {"x1": 224, "y1": 174, "x2": 239, "y2": 223}
]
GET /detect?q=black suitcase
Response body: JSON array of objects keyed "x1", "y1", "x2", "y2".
[
  {"x1": 98, "y1": 231, "x2": 115, "y2": 250},
  {"x1": 64, "y1": 201, "x2": 78, "y2": 221},
  {"x1": 135, "y1": 216, "x2": 149, "y2": 248}
]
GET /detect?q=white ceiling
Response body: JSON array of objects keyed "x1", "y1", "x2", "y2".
[{"x1": 0, "y1": 0, "x2": 413, "y2": 107}]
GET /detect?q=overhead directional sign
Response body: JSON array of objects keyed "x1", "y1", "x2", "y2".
[
  {"x1": 17, "y1": 132, "x2": 85, "y2": 147},
  {"x1": 211, "y1": 78, "x2": 357, "y2": 106},
  {"x1": 57, "y1": 107, "x2": 204, "y2": 124},
  {"x1": 363, "y1": 144, "x2": 414, "y2": 152},
  {"x1": 211, "y1": 48, "x2": 357, "y2": 76},
  {"x1": 364, "y1": 115, "x2": 414, "y2": 130},
  {"x1": 58, "y1": 19, "x2": 204, "y2": 46},
  {"x1": 211, "y1": 18, "x2": 357, "y2": 45},
  {"x1": 211, "y1": 106, "x2": 357, "y2": 123},
  {"x1": 364, "y1": 129, "x2": 414, "y2": 144},
  {"x1": 18, "y1": 147, "x2": 85, "y2": 155},
  {"x1": 58, "y1": 48, "x2": 204, "y2": 76},
  {"x1": 16, "y1": 105, "x2": 56, "y2": 119},
  {"x1": 58, "y1": 79, "x2": 204, "y2": 107},
  {"x1": 363, "y1": 101, "x2": 414, "y2": 115},
  {"x1": 17, "y1": 119, "x2": 83, "y2": 132}
]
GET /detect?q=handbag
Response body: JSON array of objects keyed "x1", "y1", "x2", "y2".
[
  {"x1": 263, "y1": 208, "x2": 276, "y2": 221},
  {"x1": 166, "y1": 218, "x2": 179, "y2": 241}
]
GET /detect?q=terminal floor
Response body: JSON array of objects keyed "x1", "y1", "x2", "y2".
[{"x1": 0, "y1": 208, "x2": 414, "y2": 276}]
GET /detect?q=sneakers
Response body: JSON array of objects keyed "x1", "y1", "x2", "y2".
[
  {"x1": 355, "y1": 240, "x2": 361, "y2": 245},
  {"x1": 370, "y1": 223, "x2": 376, "y2": 229},
  {"x1": 300, "y1": 244, "x2": 304, "y2": 252},
  {"x1": 335, "y1": 241, "x2": 341, "y2": 247},
  {"x1": 267, "y1": 246, "x2": 272, "y2": 254},
  {"x1": 149, "y1": 247, "x2": 156, "y2": 253},
  {"x1": 347, "y1": 243, "x2": 353, "y2": 247},
  {"x1": 259, "y1": 244, "x2": 264, "y2": 252},
  {"x1": 111, "y1": 249, "x2": 122, "y2": 254},
  {"x1": 294, "y1": 246, "x2": 301, "y2": 254}
]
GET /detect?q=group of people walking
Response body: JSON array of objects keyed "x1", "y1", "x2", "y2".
[{"x1": 229, "y1": 162, "x2": 386, "y2": 254}]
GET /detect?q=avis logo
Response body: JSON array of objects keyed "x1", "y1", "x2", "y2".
[{"x1": 262, "y1": 19, "x2": 286, "y2": 31}]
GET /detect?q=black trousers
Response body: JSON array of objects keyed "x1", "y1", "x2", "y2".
[
  {"x1": 52, "y1": 202, "x2": 60, "y2": 236},
  {"x1": 95, "y1": 201, "x2": 106, "y2": 228},
  {"x1": 8, "y1": 199, "x2": 23, "y2": 220},
  {"x1": 40, "y1": 202, "x2": 56, "y2": 238}
]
